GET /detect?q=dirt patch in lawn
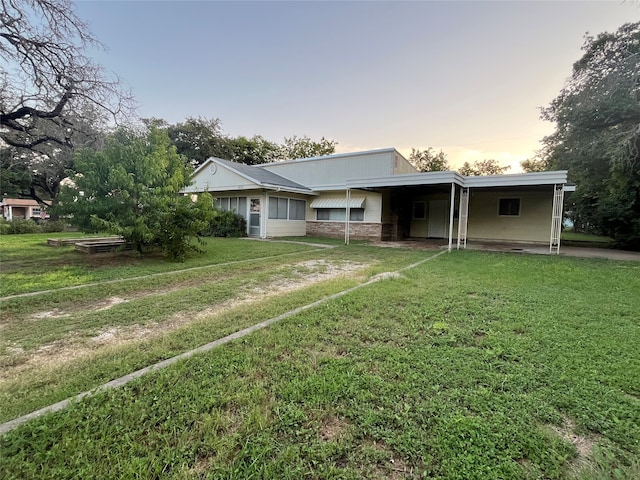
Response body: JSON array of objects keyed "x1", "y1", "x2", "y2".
[
  {"x1": 3, "y1": 259, "x2": 369, "y2": 382},
  {"x1": 545, "y1": 417, "x2": 599, "y2": 463},
  {"x1": 320, "y1": 415, "x2": 350, "y2": 441}
]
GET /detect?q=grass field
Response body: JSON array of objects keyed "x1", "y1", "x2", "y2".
[
  {"x1": 561, "y1": 231, "x2": 614, "y2": 246},
  {"x1": 1, "y1": 234, "x2": 639, "y2": 479}
]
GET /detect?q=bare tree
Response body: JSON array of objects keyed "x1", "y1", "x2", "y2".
[{"x1": 0, "y1": 0, "x2": 133, "y2": 152}]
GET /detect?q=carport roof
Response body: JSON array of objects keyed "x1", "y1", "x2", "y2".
[
  {"x1": 346, "y1": 170, "x2": 568, "y2": 189},
  {"x1": 346, "y1": 171, "x2": 465, "y2": 189}
]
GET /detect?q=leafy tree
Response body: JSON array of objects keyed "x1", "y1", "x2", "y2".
[
  {"x1": 57, "y1": 126, "x2": 216, "y2": 260},
  {"x1": 0, "y1": 0, "x2": 132, "y2": 152},
  {"x1": 0, "y1": 146, "x2": 30, "y2": 197},
  {"x1": 458, "y1": 159, "x2": 510, "y2": 176},
  {"x1": 1, "y1": 106, "x2": 107, "y2": 208},
  {"x1": 279, "y1": 135, "x2": 336, "y2": 160},
  {"x1": 226, "y1": 135, "x2": 280, "y2": 165},
  {"x1": 165, "y1": 117, "x2": 227, "y2": 166},
  {"x1": 541, "y1": 21, "x2": 640, "y2": 248},
  {"x1": 520, "y1": 158, "x2": 549, "y2": 173},
  {"x1": 409, "y1": 147, "x2": 449, "y2": 172}
]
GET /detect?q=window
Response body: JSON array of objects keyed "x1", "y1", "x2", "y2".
[
  {"x1": 498, "y1": 198, "x2": 520, "y2": 216},
  {"x1": 216, "y1": 197, "x2": 248, "y2": 219},
  {"x1": 269, "y1": 197, "x2": 288, "y2": 219},
  {"x1": 32, "y1": 208, "x2": 41, "y2": 216},
  {"x1": 316, "y1": 208, "x2": 364, "y2": 221},
  {"x1": 412, "y1": 202, "x2": 426, "y2": 219},
  {"x1": 268, "y1": 196, "x2": 306, "y2": 220},
  {"x1": 289, "y1": 199, "x2": 306, "y2": 220},
  {"x1": 216, "y1": 197, "x2": 229, "y2": 211},
  {"x1": 238, "y1": 197, "x2": 247, "y2": 218}
]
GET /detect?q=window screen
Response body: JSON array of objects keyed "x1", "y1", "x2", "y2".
[{"x1": 289, "y1": 199, "x2": 306, "y2": 220}]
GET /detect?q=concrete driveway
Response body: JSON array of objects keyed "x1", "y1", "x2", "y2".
[{"x1": 464, "y1": 241, "x2": 640, "y2": 261}]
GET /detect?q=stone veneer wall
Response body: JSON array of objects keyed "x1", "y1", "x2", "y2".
[{"x1": 306, "y1": 221, "x2": 382, "y2": 240}]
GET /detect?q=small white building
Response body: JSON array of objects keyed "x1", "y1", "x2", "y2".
[
  {"x1": 184, "y1": 148, "x2": 569, "y2": 253},
  {"x1": 0, "y1": 198, "x2": 50, "y2": 221}
]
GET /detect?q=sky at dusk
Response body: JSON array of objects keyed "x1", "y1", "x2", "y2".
[{"x1": 75, "y1": 1, "x2": 639, "y2": 171}]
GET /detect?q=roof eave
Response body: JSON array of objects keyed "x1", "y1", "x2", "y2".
[{"x1": 463, "y1": 170, "x2": 569, "y2": 188}]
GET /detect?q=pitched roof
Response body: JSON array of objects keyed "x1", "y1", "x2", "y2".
[
  {"x1": 1, "y1": 198, "x2": 50, "y2": 207},
  {"x1": 205, "y1": 158, "x2": 313, "y2": 193}
]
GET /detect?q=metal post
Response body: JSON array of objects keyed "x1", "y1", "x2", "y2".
[
  {"x1": 263, "y1": 193, "x2": 268, "y2": 238},
  {"x1": 549, "y1": 184, "x2": 564, "y2": 254},
  {"x1": 457, "y1": 187, "x2": 469, "y2": 249},
  {"x1": 345, "y1": 188, "x2": 351, "y2": 245},
  {"x1": 448, "y1": 183, "x2": 455, "y2": 252}
]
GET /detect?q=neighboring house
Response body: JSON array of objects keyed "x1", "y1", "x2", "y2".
[
  {"x1": 184, "y1": 148, "x2": 570, "y2": 253},
  {"x1": 0, "y1": 198, "x2": 50, "y2": 221}
]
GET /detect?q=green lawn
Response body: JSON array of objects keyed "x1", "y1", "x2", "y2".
[
  {"x1": 561, "y1": 231, "x2": 614, "y2": 245},
  {"x1": 0, "y1": 236, "x2": 639, "y2": 479}
]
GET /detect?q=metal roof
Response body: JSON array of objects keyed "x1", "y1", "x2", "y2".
[
  {"x1": 261, "y1": 147, "x2": 404, "y2": 166},
  {"x1": 309, "y1": 197, "x2": 366, "y2": 209},
  {"x1": 463, "y1": 171, "x2": 568, "y2": 188},
  {"x1": 346, "y1": 171, "x2": 466, "y2": 189}
]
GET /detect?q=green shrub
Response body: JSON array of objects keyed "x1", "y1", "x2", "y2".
[
  {"x1": 3, "y1": 218, "x2": 40, "y2": 234},
  {"x1": 205, "y1": 210, "x2": 247, "y2": 237},
  {"x1": 0, "y1": 218, "x2": 10, "y2": 235},
  {"x1": 39, "y1": 220, "x2": 68, "y2": 233}
]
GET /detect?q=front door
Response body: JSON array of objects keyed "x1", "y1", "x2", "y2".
[
  {"x1": 249, "y1": 198, "x2": 261, "y2": 237},
  {"x1": 428, "y1": 199, "x2": 448, "y2": 238}
]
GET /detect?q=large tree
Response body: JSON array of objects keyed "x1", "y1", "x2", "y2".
[
  {"x1": 541, "y1": 21, "x2": 640, "y2": 248},
  {"x1": 279, "y1": 135, "x2": 336, "y2": 160},
  {"x1": 57, "y1": 126, "x2": 216, "y2": 260},
  {"x1": 409, "y1": 147, "x2": 449, "y2": 172},
  {"x1": 162, "y1": 118, "x2": 336, "y2": 166},
  {"x1": 0, "y1": 0, "x2": 132, "y2": 151},
  {"x1": 458, "y1": 159, "x2": 510, "y2": 176}
]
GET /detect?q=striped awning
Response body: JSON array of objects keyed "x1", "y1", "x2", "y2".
[{"x1": 309, "y1": 197, "x2": 366, "y2": 209}]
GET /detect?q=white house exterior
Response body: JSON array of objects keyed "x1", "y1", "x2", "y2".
[
  {"x1": 1, "y1": 198, "x2": 50, "y2": 221},
  {"x1": 184, "y1": 148, "x2": 569, "y2": 253}
]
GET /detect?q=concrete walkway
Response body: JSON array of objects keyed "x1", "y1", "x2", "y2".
[
  {"x1": 371, "y1": 239, "x2": 640, "y2": 261},
  {"x1": 464, "y1": 241, "x2": 640, "y2": 261},
  {"x1": 559, "y1": 246, "x2": 640, "y2": 261}
]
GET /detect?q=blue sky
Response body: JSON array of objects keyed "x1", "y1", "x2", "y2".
[{"x1": 75, "y1": 1, "x2": 639, "y2": 170}]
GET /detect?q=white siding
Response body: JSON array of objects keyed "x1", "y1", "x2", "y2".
[
  {"x1": 264, "y1": 192, "x2": 310, "y2": 237},
  {"x1": 189, "y1": 164, "x2": 256, "y2": 193},
  {"x1": 393, "y1": 154, "x2": 418, "y2": 175},
  {"x1": 467, "y1": 190, "x2": 553, "y2": 243},
  {"x1": 264, "y1": 151, "x2": 396, "y2": 188},
  {"x1": 266, "y1": 219, "x2": 307, "y2": 237}
]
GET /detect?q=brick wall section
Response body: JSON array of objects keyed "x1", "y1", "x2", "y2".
[
  {"x1": 381, "y1": 223, "x2": 395, "y2": 241},
  {"x1": 306, "y1": 221, "x2": 382, "y2": 240}
]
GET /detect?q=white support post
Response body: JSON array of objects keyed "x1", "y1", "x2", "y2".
[
  {"x1": 263, "y1": 193, "x2": 269, "y2": 238},
  {"x1": 457, "y1": 187, "x2": 469, "y2": 249},
  {"x1": 549, "y1": 184, "x2": 564, "y2": 254},
  {"x1": 345, "y1": 188, "x2": 351, "y2": 245},
  {"x1": 448, "y1": 183, "x2": 455, "y2": 252},
  {"x1": 7, "y1": 206, "x2": 12, "y2": 222}
]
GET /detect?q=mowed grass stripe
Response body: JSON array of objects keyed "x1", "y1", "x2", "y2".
[
  {"x1": 0, "y1": 251, "x2": 445, "y2": 433},
  {"x1": 1, "y1": 251, "x2": 639, "y2": 479},
  {"x1": 0, "y1": 246, "x2": 334, "y2": 301},
  {"x1": 0, "y1": 244, "x2": 432, "y2": 423},
  {"x1": 0, "y1": 235, "x2": 323, "y2": 297}
]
